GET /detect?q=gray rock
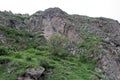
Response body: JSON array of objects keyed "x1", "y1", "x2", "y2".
[
  {"x1": 17, "y1": 67, "x2": 45, "y2": 80},
  {"x1": 97, "y1": 46, "x2": 120, "y2": 80},
  {"x1": 26, "y1": 67, "x2": 45, "y2": 78}
]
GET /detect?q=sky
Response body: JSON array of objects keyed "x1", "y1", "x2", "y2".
[{"x1": 0, "y1": 0, "x2": 120, "y2": 22}]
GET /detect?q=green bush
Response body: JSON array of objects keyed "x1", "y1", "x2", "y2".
[
  {"x1": 39, "y1": 58, "x2": 51, "y2": 69},
  {"x1": 0, "y1": 56, "x2": 12, "y2": 64},
  {"x1": 37, "y1": 46, "x2": 49, "y2": 51},
  {"x1": 48, "y1": 35, "x2": 70, "y2": 58},
  {"x1": 0, "y1": 46, "x2": 9, "y2": 56},
  {"x1": 78, "y1": 33, "x2": 102, "y2": 63}
]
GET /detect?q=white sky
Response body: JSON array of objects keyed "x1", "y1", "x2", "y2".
[{"x1": 0, "y1": 0, "x2": 120, "y2": 22}]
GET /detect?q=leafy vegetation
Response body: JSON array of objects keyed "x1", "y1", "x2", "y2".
[
  {"x1": 0, "y1": 25, "x2": 46, "y2": 50},
  {"x1": 0, "y1": 46, "x2": 98, "y2": 80},
  {"x1": 48, "y1": 35, "x2": 71, "y2": 58},
  {"x1": 0, "y1": 25, "x2": 105, "y2": 80},
  {"x1": 78, "y1": 32, "x2": 103, "y2": 63}
]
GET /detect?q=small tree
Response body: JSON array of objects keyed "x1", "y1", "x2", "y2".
[{"x1": 48, "y1": 35, "x2": 70, "y2": 58}]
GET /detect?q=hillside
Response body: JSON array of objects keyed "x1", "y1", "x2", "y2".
[{"x1": 0, "y1": 8, "x2": 120, "y2": 80}]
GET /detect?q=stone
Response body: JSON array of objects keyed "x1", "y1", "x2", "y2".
[
  {"x1": 17, "y1": 67, "x2": 45, "y2": 80},
  {"x1": 26, "y1": 67, "x2": 45, "y2": 79}
]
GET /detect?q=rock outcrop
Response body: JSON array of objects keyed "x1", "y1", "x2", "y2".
[
  {"x1": 26, "y1": 8, "x2": 81, "y2": 42},
  {"x1": 96, "y1": 45, "x2": 120, "y2": 79}
]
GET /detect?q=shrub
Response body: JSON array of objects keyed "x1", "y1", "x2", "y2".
[
  {"x1": 39, "y1": 58, "x2": 50, "y2": 69},
  {"x1": 0, "y1": 56, "x2": 12, "y2": 64},
  {"x1": 0, "y1": 46, "x2": 9, "y2": 56},
  {"x1": 48, "y1": 35, "x2": 70, "y2": 58},
  {"x1": 78, "y1": 33, "x2": 102, "y2": 63},
  {"x1": 37, "y1": 46, "x2": 49, "y2": 51}
]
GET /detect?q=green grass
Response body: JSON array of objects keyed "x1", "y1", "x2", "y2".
[
  {"x1": 0, "y1": 48, "x2": 45, "y2": 80},
  {"x1": 0, "y1": 25, "x2": 46, "y2": 50},
  {"x1": 45, "y1": 57, "x2": 96, "y2": 80},
  {"x1": 0, "y1": 46, "x2": 98, "y2": 80}
]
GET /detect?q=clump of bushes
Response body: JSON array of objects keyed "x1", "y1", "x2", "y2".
[
  {"x1": 48, "y1": 35, "x2": 70, "y2": 58},
  {"x1": 78, "y1": 33, "x2": 102, "y2": 63}
]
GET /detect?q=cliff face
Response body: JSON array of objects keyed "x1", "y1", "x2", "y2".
[
  {"x1": 0, "y1": 8, "x2": 120, "y2": 80},
  {"x1": 26, "y1": 8, "x2": 81, "y2": 43}
]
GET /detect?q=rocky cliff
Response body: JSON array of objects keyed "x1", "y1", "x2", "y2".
[{"x1": 0, "y1": 8, "x2": 120, "y2": 80}]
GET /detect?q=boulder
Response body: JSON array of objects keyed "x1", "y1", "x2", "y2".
[{"x1": 17, "y1": 67, "x2": 45, "y2": 80}]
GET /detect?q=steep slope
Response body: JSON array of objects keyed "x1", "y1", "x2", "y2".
[
  {"x1": 28, "y1": 8, "x2": 120, "y2": 79},
  {"x1": 0, "y1": 8, "x2": 120, "y2": 80}
]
